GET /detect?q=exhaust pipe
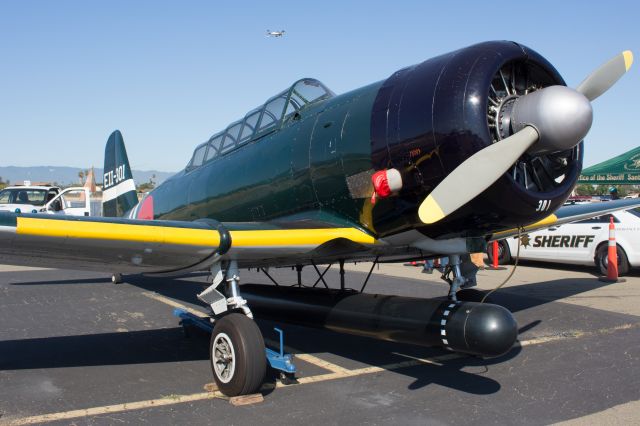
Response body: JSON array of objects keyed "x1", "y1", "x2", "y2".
[{"x1": 241, "y1": 284, "x2": 517, "y2": 358}]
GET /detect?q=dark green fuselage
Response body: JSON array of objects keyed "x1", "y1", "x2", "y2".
[
  {"x1": 151, "y1": 81, "x2": 383, "y2": 231},
  {"x1": 143, "y1": 41, "x2": 582, "y2": 240}
]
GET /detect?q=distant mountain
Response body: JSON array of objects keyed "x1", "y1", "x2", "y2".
[{"x1": 0, "y1": 166, "x2": 175, "y2": 187}]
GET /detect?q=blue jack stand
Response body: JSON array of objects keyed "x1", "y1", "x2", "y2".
[{"x1": 173, "y1": 308, "x2": 297, "y2": 382}]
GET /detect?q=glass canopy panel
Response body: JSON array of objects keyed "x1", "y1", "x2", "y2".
[
  {"x1": 221, "y1": 122, "x2": 242, "y2": 154},
  {"x1": 239, "y1": 110, "x2": 261, "y2": 143},
  {"x1": 258, "y1": 96, "x2": 287, "y2": 132},
  {"x1": 290, "y1": 79, "x2": 333, "y2": 107},
  {"x1": 191, "y1": 144, "x2": 208, "y2": 167},
  {"x1": 205, "y1": 134, "x2": 223, "y2": 162},
  {"x1": 187, "y1": 79, "x2": 333, "y2": 169}
]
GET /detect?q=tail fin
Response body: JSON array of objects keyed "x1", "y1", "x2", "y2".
[{"x1": 102, "y1": 130, "x2": 138, "y2": 217}]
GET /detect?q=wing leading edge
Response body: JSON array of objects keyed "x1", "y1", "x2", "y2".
[{"x1": 0, "y1": 212, "x2": 379, "y2": 274}]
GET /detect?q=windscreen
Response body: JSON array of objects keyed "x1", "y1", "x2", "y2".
[{"x1": 0, "y1": 189, "x2": 48, "y2": 206}]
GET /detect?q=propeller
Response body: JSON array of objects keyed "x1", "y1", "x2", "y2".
[{"x1": 418, "y1": 51, "x2": 633, "y2": 225}]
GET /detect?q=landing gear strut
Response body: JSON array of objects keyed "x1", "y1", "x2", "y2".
[
  {"x1": 441, "y1": 254, "x2": 478, "y2": 301},
  {"x1": 197, "y1": 260, "x2": 267, "y2": 396}
]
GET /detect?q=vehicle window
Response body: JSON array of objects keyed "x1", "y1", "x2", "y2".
[
  {"x1": 576, "y1": 213, "x2": 620, "y2": 224},
  {"x1": 205, "y1": 134, "x2": 224, "y2": 162},
  {"x1": 1, "y1": 189, "x2": 49, "y2": 206},
  {"x1": 575, "y1": 217, "x2": 600, "y2": 224},
  {"x1": 238, "y1": 111, "x2": 261, "y2": 143},
  {"x1": 257, "y1": 96, "x2": 287, "y2": 132},
  {"x1": 628, "y1": 208, "x2": 640, "y2": 219},
  {"x1": 0, "y1": 190, "x2": 10, "y2": 204},
  {"x1": 191, "y1": 144, "x2": 208, "y2": 168},
  {"x1": 599, "y1": 214, "x2": 619, "y2": 223},
  {"x1": 61, "y1": 190, "x2": 87, "y2": 209},
  {"x1": 221, "y1": 123, "x2": 242, "y2": 154}
]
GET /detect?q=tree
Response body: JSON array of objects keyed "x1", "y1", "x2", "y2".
[
  {"x1": 574, "y1": 184, "x2": 596, "y2": 196},
  {"x1": 137, "y1": 177, "x2": 156, "y2": 193}
]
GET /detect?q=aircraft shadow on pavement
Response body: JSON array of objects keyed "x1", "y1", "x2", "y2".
[
  {"x1": 122, "y1": 274, "x2": 523, "y2": 395},
  {"x1": 489, "y1": 278, "x2": 618, "y2": 313},
  {"x1": 1, "y1": 273, "x2": 521, "y2": 396},
  {"x1": 513, "y1": 259, "x2": 640, "y2": 278},
  {"x1": 7, "y1": 269, "x2": 606, "y2": 396},
  {"x1": 0, "y1": 327, "x2": 209, "y2": 370}
]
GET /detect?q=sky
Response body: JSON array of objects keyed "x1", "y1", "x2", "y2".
[{"x1": 0, "y1": 0, "x2": 638, "y2": 172}]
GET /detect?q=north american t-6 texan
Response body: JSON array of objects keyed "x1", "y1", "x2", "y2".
[{"x1": 0, "y1": 41, "x2": 637, "y2": 396}]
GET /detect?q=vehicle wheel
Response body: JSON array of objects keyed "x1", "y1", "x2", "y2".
[
  {"x1": 111, "y1": 273, "x2": 123, "y2": 284},
  {"x1": 210, "y1": 313, "x2": 266, "y2": 396},
  {"x1": 595, "y1": 244, "x2": 630, "y2": 276},
  {"x1": 486, "y1": 240, "x2": 511, "y2": 265}
]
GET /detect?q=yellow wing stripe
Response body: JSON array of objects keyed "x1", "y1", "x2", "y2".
[
  {"x1": 16, "y1": 217, "x2": 220, "y2": 246},
  {"x1": 229, "y1": 228, "x2": 376, "y2": 247},
  {"x1": 16, "y1": 217, "x2": 376, "y2": 248}
]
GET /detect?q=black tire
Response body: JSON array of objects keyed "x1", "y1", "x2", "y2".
[
  {"x1": 210, "y1": 313, "x2": 266, "y2": 396},
  {"x1": 111, "y1": 273, "x2": 123, "y2": 284},
  {"x1": 486, "y1": 240, "x2": 511, "y2": 265},
  {"x1": 595, "y1": 244, "x2": 630, "y2": 276}
]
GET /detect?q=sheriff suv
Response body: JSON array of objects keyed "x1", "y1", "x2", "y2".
[
  {"x1": 487, "y1": 207, "x2": 640, "y2": 276},
  {"x1": 0, "y1": 186, "x2": 91, "y2": 216}
]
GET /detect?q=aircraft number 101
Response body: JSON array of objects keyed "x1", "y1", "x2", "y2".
[{"x1": 104, "y1": 165, "x2": 126, "y2": 189}]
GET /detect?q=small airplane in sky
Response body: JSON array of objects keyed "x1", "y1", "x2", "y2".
[
  {"x1": 266, "y1": 29, "x2": 285, "y2": 37},
  {"x1": 0, "y1": 41, "x2": 635, "y2": 397}
]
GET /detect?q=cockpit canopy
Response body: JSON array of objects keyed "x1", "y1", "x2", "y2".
[{"x1": 187, "y1": 78, "x2": 334, "y2": 170}]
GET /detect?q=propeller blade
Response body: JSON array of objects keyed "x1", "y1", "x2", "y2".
[
  {"x1": 576, "y1": 51, "x2": 633, "y2": 101},
  {"x1": 418, "y1": 126, "x2": 539, "y2": 224}
]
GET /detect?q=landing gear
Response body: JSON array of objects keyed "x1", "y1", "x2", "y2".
[
  {"x1": 441, "y1": 254, "x2": 479, "y2": 301},
  {"x1": 210, "y1": 313, "x2": 266, "y2": 396},
  {"x1": 111, "y1": 273, "x2": 123, "y2": 284},
  {"x1": 198, "y1": 261, "x2": 267, "y2": 396}
]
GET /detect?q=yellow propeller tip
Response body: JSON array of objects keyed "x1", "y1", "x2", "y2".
[
  {"x1": 418, "y1": 196, "x2": 445, "y2": 224},
  {"x1": 623, "y1": 51, "x2": 633, "y2": 71}
]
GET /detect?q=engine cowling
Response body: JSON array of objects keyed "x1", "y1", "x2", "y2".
[{"x1": 370, "y1": 41, "x2": 582, "y2": 238}]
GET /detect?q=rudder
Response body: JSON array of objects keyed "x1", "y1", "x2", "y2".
[{"x1": 102, "y1": 130, "x2": 138, "y2": 217}]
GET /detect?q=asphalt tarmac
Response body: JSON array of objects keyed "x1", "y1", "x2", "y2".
[{"x1": 0, "y1": 261, "x2": 639, "y2": 425}]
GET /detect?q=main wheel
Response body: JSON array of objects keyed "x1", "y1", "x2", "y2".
[
  {"x1": 486, "y1": 240, "x2": 511, "y2": 265},
  {"x1": 210, "y1": 313, "x2": 266, "y2": 396},
  {"x1": 111, "y1": 273, "x2": 123, "y2": 284},
  {"x1": 595, "y1": 244, "x2": 630, "y2": 276}
]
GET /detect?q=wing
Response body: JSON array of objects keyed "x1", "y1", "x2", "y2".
[
  {"x1": 492, "y1": 198, "x2": 640, "y2": 240},
  {"x1": 0, "y1": 211, "x2": 379, "y2": 274}
]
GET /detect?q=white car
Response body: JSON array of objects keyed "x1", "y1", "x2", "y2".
[
  {"x1": 0, "y1": 186, "x2": 91, "y2": 216},
  {"x1": 488, "y1": 207, "x2": 640, "y2": 276}
]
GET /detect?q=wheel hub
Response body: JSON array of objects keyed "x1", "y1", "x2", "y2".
[{"x1": 212, "y1": 332, "x2": 236, "y2": 384}]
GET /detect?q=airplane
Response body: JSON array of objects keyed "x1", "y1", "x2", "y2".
[
  {"x1": 266, "y1": 29, "x2": 285, "y2": 37},
  {"x1": 0, "y1": 41, "x2": 636, "y2": 397}
]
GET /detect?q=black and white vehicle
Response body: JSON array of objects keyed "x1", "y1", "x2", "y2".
[
  {"x1": 0, "y1": 186, "x2": 91, "y2": 216},
  {"x1": 488, "y1": 208, "x2": 640, "y2": 275}
]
